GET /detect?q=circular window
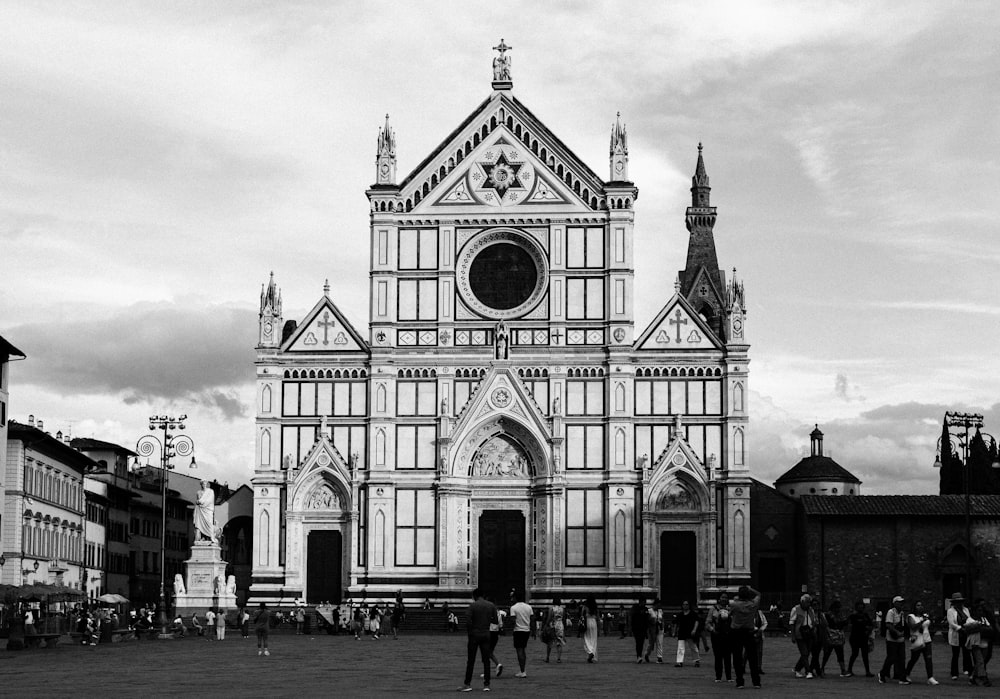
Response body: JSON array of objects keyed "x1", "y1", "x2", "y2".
[
  {"x1": 457, "y1": 229, "x2": 548, "y2": 319},
  {"x1": 470, "y1": 244, "x2": 537, "y2": 309}
]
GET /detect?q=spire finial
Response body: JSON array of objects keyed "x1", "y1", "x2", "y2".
[
  {"x1": 375, "y1": 114, "x2": 397, "y2": 185},
  {"x1": 609, "y1": 111, "x2": 628, "y2": 179},
  {"x1": 674, "y1": 275, "x2": 682, "y2": 293},
  {"x1": 323, "y1": 279, "x2": 330, "y2": 297}
]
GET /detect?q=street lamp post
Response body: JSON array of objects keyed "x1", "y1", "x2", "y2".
[
  {"x1": 933, "y1": 411, "x2": 1000, "y2": 601},
  {"x1": 135, "y1": 415, "x2": 195, "y2": 639}
]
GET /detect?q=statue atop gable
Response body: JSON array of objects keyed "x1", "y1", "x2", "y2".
[{"x1": 492, "y1": 38, "x2": 512, "y2": 82}]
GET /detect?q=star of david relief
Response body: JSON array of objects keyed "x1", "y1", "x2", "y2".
[{"x1": 470, "y1": 142, "x2": 535, "y2": 207}]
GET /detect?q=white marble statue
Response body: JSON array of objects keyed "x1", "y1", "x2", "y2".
[
  {"x1": 194, "y1": 480, "x2": 217, "y2": 543},
  {"x1": 214, "y1": 575, "x2": 224, "y2": 595},
  {"x1": 225, "y1": 575, "x2": 237, "y2": 596},
  {"x1": 174, "y1": 573, "x2": 186, "y2": 595}
]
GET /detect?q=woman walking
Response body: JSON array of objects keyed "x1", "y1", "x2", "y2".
[
  {"x1": 706, "y1": 593, "x2": 733, "y2": 682},
  {"x1": 967, "y1": 599, "x2": 992, "y2": 686},
  {"x1": 644, "y1": 599, "x2": 664, "y2": 663},
  {"x1": 582, "y1": 595, "x2": 599, "y2": 663},
  {"x1": 790, "y1": 594, "x2": 817, "y2": 678},
  {"x1": 820, "y1": 600, "x2": 848, "y2": 677},
  {"x1": 904, "y1": 600, "x2": 938, "y2": 685},
  {"x1": 544, "y1": 597, "x2": 565, "y2": 663},
  {"x1": 845, "y1": 600, "x2": 874, "y2": 677}
]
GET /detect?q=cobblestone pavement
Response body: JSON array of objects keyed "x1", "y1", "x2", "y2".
[{"x1": 0, "y1": 630, "x2": 986, "y2": 696}]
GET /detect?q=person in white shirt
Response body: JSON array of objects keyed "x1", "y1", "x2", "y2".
[
  {"x1": 205, "y1": 608, "x2": 216, "y2": 640},
  {"x1": 904, "y1": 601, "x2": 938, "y2": 685},
  {"x1": 509, "y1": 591, "x2": 534, "y2": 678}
]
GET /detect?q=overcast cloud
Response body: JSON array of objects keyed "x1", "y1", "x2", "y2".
[{"x1": 2, "y1": 1, "x2": 998, "y2": 490}]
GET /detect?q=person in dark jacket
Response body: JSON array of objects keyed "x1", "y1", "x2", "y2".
[
  {"x1": 630, "y1": 596, "x2": 650, "y2": 663},
  {"x1": 458, "y1": 588, "x2": 497, "y2": 692}
]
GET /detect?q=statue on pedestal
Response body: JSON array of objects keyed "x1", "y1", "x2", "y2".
[
  {"x1": 194, "y1": 480, "x2": 217, "y2": 543},
  {"x1": 174, "y1": 573, "x2": 186, "y2": 595}
]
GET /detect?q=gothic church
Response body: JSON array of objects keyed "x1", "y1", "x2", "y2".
[{"x1": 251, "y1": 46, "x2": 751, "y2": 607}]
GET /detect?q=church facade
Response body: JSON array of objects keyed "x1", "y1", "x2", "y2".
[{"x1": 250, "y1": 49, "x2": 751, "y2": 606}]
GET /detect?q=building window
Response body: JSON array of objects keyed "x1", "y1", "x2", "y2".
[
  {"x1": 566, "y1": 227, "x2": 604, "y2": 268},
  {"x1": 357, "y1": 487, "x2": 368, "y2": 566},
  {"x1": 522, "y1": 379, "x2": 549, "y2": 412},
  {"x1": 397, "y1": 279, "x2": 438, "y2": 320},
  {"x1": 566, "y1": 380, "x2": 603, "y2": 415},
  {"x1": 566, "y1": 278, "x2": 603, "y2": 320},
  {"x1": 397, "y1": 381, "x2": 437, "y2": 416},
  {"x1": 395, "y1": 425, "x2": 436, "y2": 469},
  {"x1": 395, "y1": 489, "x2": 435, "y2": 566},
  {"x1": 398, "y1": 228, "x2": 438, "y2": 270},
  {"x1": 566, "y1": 425, "x2": 603, "y2": 469},
  {"x1": 634, "y1": 487, "x2": 643, "y2": 567},
  {"x1": 567, "y1": 489, "x2": 604, "y2": 566}
]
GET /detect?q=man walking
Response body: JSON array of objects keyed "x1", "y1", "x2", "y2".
[
  {"x1": 729, "y1": 585, "x2": 763, "y2": 689},
  {"x1": 459, "y1": 588, "x2": 496, "y2": 692},
  {"x1": 877, "y1": 596, "x2": 907, "y2": 684},
  {"x1": 510, "y1": 591, "x2": 533, "y2": 678}
]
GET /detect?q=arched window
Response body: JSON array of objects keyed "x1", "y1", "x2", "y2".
[
  {"x1": 262, "y1": 385, "x2": 272, "y2": 413},
  {"x1": 260, "y1": 429, "x2": 271, "y2": 466}
]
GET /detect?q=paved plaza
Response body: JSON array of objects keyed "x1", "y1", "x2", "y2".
[{"x1": 0, "y1": 629, "x2": 987, "y2": 696}]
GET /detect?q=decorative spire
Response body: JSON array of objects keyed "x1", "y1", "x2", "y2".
[
  {"x1": 609, "y1": 111, "x2": 629, "y2": 181},
  {"x1": 726, "y1": 267, "x2": 745, "y2": 308},
  {"x1": 258, "y1": 271, "x2": 282, "y2": 348},
  {"x1": 323, "y1": 279, "x2": 330, "y2": 297},
  {"x1": 260, "y1": 271, "x2": 281, "y2": 316},
  {"x1": 492, "y1": 38, "x2": 513, "y2": 90},
  {"x1": 691, "y1": 142, "x2": 711, "y2": 206},
  {"x1": 375, "y1": 114, "x2": 397, "y2": 185}
]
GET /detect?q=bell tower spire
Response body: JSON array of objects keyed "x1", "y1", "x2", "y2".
[
  {"x1": 609, "y1": 111, "x2": 629, "y2": 181},
  {"x1": 375, "y1": 113, "x2": 396, "y2": 186},
  {"x1": 679, "y1": 143, "x2": 726, "y2": 339}
]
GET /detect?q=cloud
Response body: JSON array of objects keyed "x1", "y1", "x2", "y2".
[
  {"x1": 751, "y1": 397, "x2": 1000, "y2": 495},
  {"x1": 10, "y1": 301, "x2": 256, "y2": 419}
]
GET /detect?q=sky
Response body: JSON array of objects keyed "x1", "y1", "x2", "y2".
[{"x1": 2, "y1": 1, "x2": 998, "y2": 494}]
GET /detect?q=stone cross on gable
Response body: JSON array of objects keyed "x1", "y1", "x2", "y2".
[
  {"x1": 669, "y1": 309, "x2": 688, "y2": 343},
  {"x1": 318, "y1": 311, "x2": 335, "y2": 346}
]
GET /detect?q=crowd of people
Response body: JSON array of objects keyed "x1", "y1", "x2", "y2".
[{"x1": 453, "y1": 588, "x2": 997, "y2": 691}]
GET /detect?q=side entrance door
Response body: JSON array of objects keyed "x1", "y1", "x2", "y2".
[
  {"x1": 307, "y1": 530, "x2": 342, "y2": 604},
  {"x1": 478, "y1": 510, "x2": 526, "y2": 602},
  {"x1": 660, "y1": 530, "x2": 697, "y2": 606}
]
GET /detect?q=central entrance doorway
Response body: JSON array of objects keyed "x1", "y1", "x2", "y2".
[
  {"x1": 660, "y1": 530, "x2": 697, "y2": 606},
  {"x1": 478, "y1": 510, "x2": 525, "y2": 601},
  {"x1": 307, "y1": 530, "x2": 342, "y2": 603}
]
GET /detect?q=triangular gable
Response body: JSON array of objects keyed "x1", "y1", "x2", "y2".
[
  {"x1": 646, "y1": 430, "x2": 711, "y2": 509},
  {"x1": 635, "y1": 294, "x2": 722, "y2": 351},
  {"x1": 284, "y1": 296, "x2": 369, "y2": 353},
  {"x1": 686, "y1": 265, "x2": 726, "y2": 311},
  {"x1": 402, "y1": 92, "x2": 604, "y2": 214},
  {"x1": 289, "y1": 436, "x2": 352, "y2": 510},
  {"x1": 419, "y1": 131, "x2": 591, "y2": 213},
  {"x1": 452, "y1": 367, "x2": 550, "y2": 437}
]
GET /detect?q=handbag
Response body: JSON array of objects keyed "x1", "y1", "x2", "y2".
[
  {"x1": 541, "y1": 627, "x2": 554, "y2": 644},
  {"x1": 826, "y1": 629, "x2": 845, "y2": 647}
]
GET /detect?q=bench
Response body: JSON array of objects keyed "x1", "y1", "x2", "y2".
[{"x1": 24, "y1": 633, "x2": 61, "y2": 648}]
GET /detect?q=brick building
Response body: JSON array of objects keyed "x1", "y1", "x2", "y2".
[{"x1": 798, "y1": 495, "x2": 1000, "y2": 617}]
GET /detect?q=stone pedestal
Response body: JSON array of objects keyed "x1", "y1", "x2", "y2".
[{"x1": 174, "y1": 541, "x2": 237, "y2": 615}]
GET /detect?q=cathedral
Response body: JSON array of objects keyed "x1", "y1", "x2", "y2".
[{"x1": 250, "y1": 45, "x2": 751, "y2": 607}]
